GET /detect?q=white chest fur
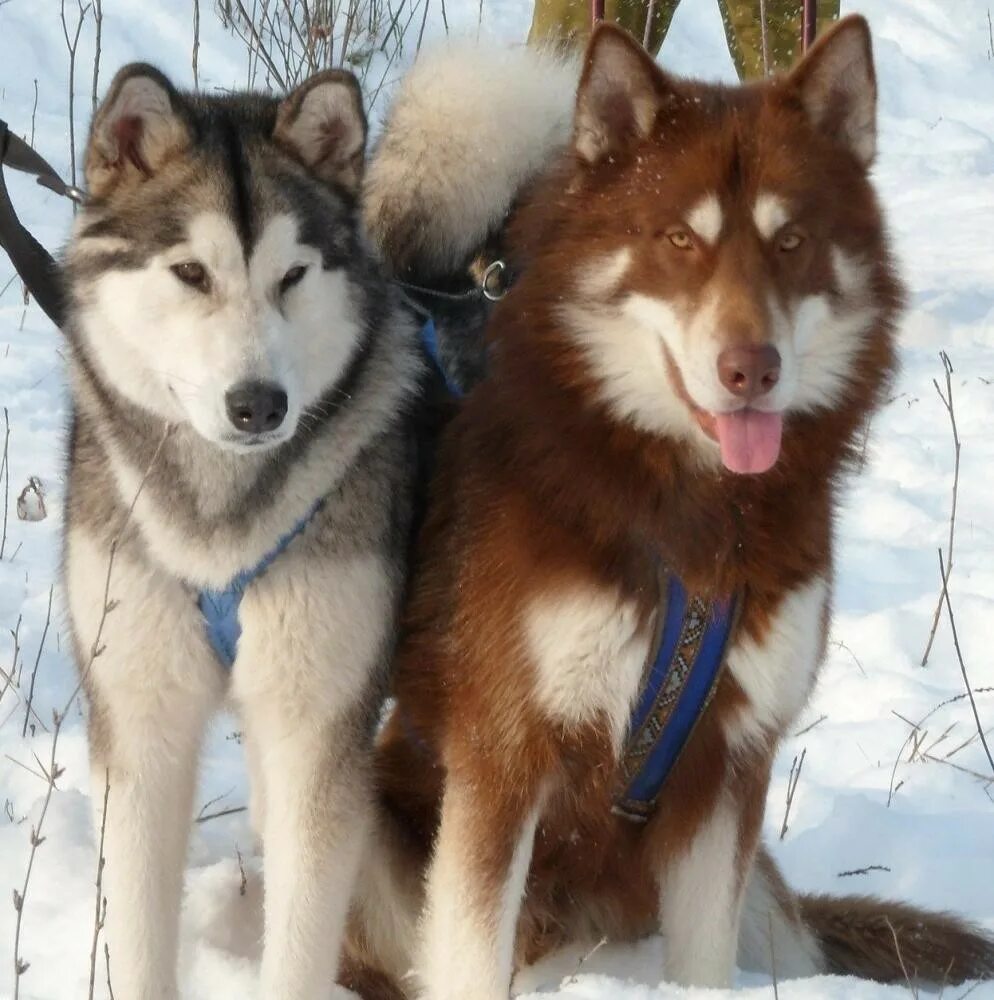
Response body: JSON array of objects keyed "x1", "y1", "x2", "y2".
[
  {"x1": 523, "y1": 584, "x2": 652, "y2": 752},
  {"x1": 724, "y1": 575, "x2": 828, "y2": 753}
]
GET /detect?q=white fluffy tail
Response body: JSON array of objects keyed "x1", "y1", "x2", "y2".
[{"x1": 363, "y1": 42, "x2": 578, "y2": 280}]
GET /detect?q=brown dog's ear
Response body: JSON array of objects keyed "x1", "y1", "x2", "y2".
[
  {"x1": 274, "y1": 70, "x2": 367, "y2": 194},
  {"x1": 574, "y1": 23, "x2": 668, "y2": 164},
  {"x1": 85, "y1": 64, "x2": 191, "y2": 199},
  {"x1": 789, "y1": 15, "x2": 877, "y2": 166}
]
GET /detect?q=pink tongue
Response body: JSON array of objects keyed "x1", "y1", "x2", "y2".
[{"x1": 713, "y1": 410, "x2": 783, "y2": 474}]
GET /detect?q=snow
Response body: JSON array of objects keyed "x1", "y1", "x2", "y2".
[{"x1": 0, "y1": 0, "x2": 992, "y2": 998}]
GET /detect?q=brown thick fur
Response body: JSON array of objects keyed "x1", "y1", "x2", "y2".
[{"x1": 346, "y1": 18, "x2": 994, "y2": 998}]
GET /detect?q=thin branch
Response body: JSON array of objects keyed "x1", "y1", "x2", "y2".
[
  {"x1": 192, "y1": 0, "x2": 201, "y2": 90},
  {"x1": 793, "y1": 713, "x2": 827, "y2": 738},
  {"x1": 779, "y1": 748, "x2": 806, "y2": 840},
  {"x1": 195, "y1": 805, "x2": 248, "y2": 824},
  {"x1": 0, "y1": 614, "x2": 22, "y2": 705},
  {"x1": 90, "y1": 0, "x2": 103, "y2": 112},
  {"x1": 87, "y1": 770, "x2": 110, "y2": 1000},
  {"x1": 933, "y1": 550, "x2": 994, "y2": 778},
  {"x1": 22, "y1": 585, "x2": 54, "y2": 738},
  {"x1": 922, "y1": 351, "x2": 959, "y2": 666},
  {"x1": 60, "y1": 0, "x2": 92, "y2": 199},
  {"x1": 837, "y1": 865, "x2": 891, "y2": 878},
  {"x1": 884, "y1": 915, "x2": 919, "y2": 999},
  {"x1": 1, "y1": 407, "x2": 10, "y2": 560}
]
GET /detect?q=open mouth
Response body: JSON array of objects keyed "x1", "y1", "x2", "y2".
[{"x1": 666, "y1": 355, "x2": 784, "y2": 475}]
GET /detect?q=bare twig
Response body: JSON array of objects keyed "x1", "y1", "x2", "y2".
[
  {"x1": 90, "y1": 0, "x2": 103, "y2": 112},
  {"x1": 831, "y1": 638, "x2": 867, "y2": 676},
  {"x1": 642, "y1": 0, "x2": 657, "y2": 50},
  {"x1": 60, "y1": 0, "x2": 92, "y2": 199},
  {"x1": 1, "y1": 407, "x2": 10, "y2": 559},
  {"x1": 87, "y1": 770, "x2": 110, "y2": 1000},
  {"x1": 195, "y1": 787, "x2": 235, "y2": 821},
  {"x1": 236, "y1": 847, "x2": 248, "y2": 897},
  {"x1": 922, "y1": 351, "x2": 959, "y2": 666},
  {"x1": 921, "y1": 751, "x2": 994, "y2": 788},
  {"x1": 887, "y1": 725, "x2": 918, "y2": 807},
  {"x1": 0, "y1": 614, "x2": 22, "y2": 704},
  {"x1": 192, "y1": 0, "x2": 201, "y2": 89},
  {"x1": 29, "y1": 80, "x2": 39, "y2": 149},
  {"x1": 793, "y1": 713, "x2": 827, "y2": 738},
  {"x1": 884, "y1": 915, "x2": 919, "y2": 999},
  {"x1": 937, "y1": 548, "x2": 994, "y2": 777},
  {"x1": 104, "y1": 942, "x2": 115, "y2": 1000},
  {"x1": 22, "y1": 585, "x2": 54, "y2": 738},
  {"x1": 837, "y1": 865, "x2": 891, "y2": 878},
  {"x1": 195, "y1": 805, "x2": 248, "y2": 824},
  {"x1": 779, "y1": 748, "x2": 806, "y2": 840},
  {"x1": 562, "y1": 936, "x2": 608, "y2": 987},
  {"x1": 759, "y1": 0, "x2": 770, "y2": 75}
]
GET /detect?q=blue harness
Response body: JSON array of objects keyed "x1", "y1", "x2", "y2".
[
  {"x1": 419, "y1": 317, "x2": 740, "y2": 820},
  {"x1": 198, "y1": 498, "x2": 324, "y2": 669}
]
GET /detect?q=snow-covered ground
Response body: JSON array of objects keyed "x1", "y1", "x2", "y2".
[{"x1": 0, "y1": 1, "x2": 992, "y2": 998}]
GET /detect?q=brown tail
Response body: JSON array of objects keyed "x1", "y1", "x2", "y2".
[{"x1": 800, "y1": 892, "x2": 994, "y2": 987}]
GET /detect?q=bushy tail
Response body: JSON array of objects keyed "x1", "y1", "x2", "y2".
[
  {"x1": 800, "y1": 892, "x2": 994, "y2": 986},
  {"x1": 743, "y1": 847, "x2": 994, "y2": 987},
  {"x1": 363, "y1": 42, "x2": 578, "y2": 282}
]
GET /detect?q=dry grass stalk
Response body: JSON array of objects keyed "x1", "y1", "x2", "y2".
[{"x1": 922, "y1": 351, "x2": 960, "y2": 666}]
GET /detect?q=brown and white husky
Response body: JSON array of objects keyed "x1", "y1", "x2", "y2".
[{"x1": 347, "y1": 17, "x2": 994, "y2": 999}]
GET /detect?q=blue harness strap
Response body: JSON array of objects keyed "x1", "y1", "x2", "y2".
[
  {"x1": 419, "y1": 317, "x2": 463, "y2": 396},
  {"x1": 198, "y1": 498, "x2": 324, "y2": 669},
  {"x1": 614, "y1": 574, "x2": 740, "y2": 822}
]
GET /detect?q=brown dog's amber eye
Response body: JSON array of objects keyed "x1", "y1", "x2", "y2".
[
  {"x1": 666, "y1": 228, "x2": 694, "y2": 250},
  {"x1": 170, "y1": 261, "x2": 210, "y2": 292},
  {"x1": 777, "y1": 230, "x2": 805, "y2": 252}
]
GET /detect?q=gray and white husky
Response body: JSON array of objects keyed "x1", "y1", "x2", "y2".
[{"x1": 62, "y1": 63, "x2": 422, "y2": 998}]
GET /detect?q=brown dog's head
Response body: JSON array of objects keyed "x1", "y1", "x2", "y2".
[{"x1": 506, "y1": 16, "x2": 900, "y2": 476}]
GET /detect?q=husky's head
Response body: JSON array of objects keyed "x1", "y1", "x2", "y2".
[
  {"x1": 68, "y1": 64, "x2": 373, "y2": 453},
  {"x1": 516, "y1": 16, "x2": 899, "y2": 476}
]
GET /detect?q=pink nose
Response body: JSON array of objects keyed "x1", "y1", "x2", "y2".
[{"x1": 717, "y1": 344, "x2": 781, "y2": 401}]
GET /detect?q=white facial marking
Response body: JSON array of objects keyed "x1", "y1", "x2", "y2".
[
  {"x1": 79, "y1": 209, "x2": 364, "y2": 453},
  {"x1": 524, "y1": 582, "x2": 651, "y2": 751},
  {"x1": 578, "y1": 247, "x2": 633, "y2": 300},
  {"x1": 686, "y1": 193, "x2": 723, "y2": 245},
  {"x1": 724, "y1": 575, "x2": 828, "y2": 754},
  {"x1": 753, "y1": 192, "x2": 790, "y2": 240}
]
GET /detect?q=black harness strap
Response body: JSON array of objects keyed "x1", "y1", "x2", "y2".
[{"x1": 0, "y1": 119, "x2": 77, "y2": 328}]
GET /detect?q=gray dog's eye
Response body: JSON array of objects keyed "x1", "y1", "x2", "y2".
[
  {"x1": 170, "y1": 261, "x2": 211, "y2": 293},
  {"x1": 279, "y1": 265, "x2": 308, "y2": 296}
]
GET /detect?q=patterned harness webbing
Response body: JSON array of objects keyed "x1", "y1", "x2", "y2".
[
  {"x1": 417, "y1": 317, "x2": 740, "y2": 821},
  {"x1": 613, "y1": 573, "x2": 740, "y2": 822}
]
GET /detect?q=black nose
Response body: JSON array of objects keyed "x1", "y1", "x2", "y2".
[{"x1": 224, "y1": 381, "x2": 288, "y2": 434}]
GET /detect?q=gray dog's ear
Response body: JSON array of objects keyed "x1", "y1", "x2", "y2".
[
  {"x1": 274, "y1": 70, "x2": 367, "y2": 194},
  {"x1": 85, "y1": 64, "x2": 191, "y2": 199}
]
